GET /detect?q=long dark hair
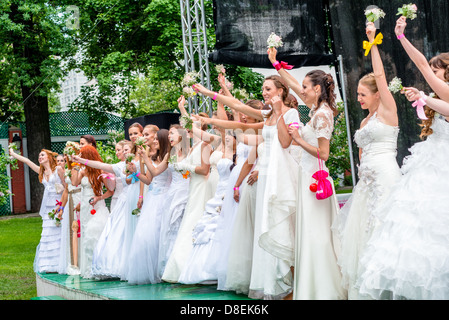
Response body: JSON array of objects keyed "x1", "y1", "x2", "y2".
[
  {"x1": 306, "y1": 70, "x2": 337, "y2": 116},
  {"x1": 152, "y1": 129, "x2": 171, "y2": 162}
]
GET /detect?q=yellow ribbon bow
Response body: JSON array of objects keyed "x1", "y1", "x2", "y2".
[{"x1": 363, "y1": 32, "x2": 383, "y2": 56}]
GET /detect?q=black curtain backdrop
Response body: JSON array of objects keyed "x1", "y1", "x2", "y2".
[
  {"x1": 124, "y1": 112, "x2": 181, "y2": 140},
  {"x1": 329, "y1": 0, "x2": 449, "y2": 171},
  {"x1": 210, "y1": 0, "x2": 335, "y2": 68},
  {"x1": 210, "y1": 0, "x2": 449, "y2": 175}
]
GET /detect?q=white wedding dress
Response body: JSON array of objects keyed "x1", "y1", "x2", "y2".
[
  {"x1": 356, "y1": 114, "x2": 449, "y2": 300},
  {"x1": 58, "y1": 175, "x2": 81, "y2": 275},
  {"x1": 162, "y1": 141, "x2": 209, "y2": 283},
  {"x1": 178, "y1": 157, "x2": 233, "y2": 284},
  {"x1": 126, "y1": 161, "x2": 172, "y2": 285},
  {"x1": 79, "y1": 175, "x2": 109, "y2": 279},
  {"x1": 293, "y1": 104, "x2": 347, "y2": 300},
  {"x1": 249, "y1": 108, "x2": 300, "y2": 300},
  {"x1": 34, "y1": 169, "x2": 64, "y2": 273},
  {"x1": 91, "y1": 161, "x2": 128, "y2": 279},
  {"x1": 334, "y1": 112, "x2": 401, "y2": 299}
]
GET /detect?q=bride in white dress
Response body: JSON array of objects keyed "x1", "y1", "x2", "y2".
[
  {"x1": 126, "y1": 129, "x2": 173, "y2": 285},
  {"x1": 178, "y1": 133, "x2": 236, "y2": 284},
  {"x1": 9, "y1": 148, "x2": 66, "y2": 274},
  {"x1": 193, "y1": 77, "x2": 300, "y2": 299},
  {"x1": 161, "y1": 124, "x2": 212, "y2": 283},
  {"x1": 355, "y1": 17, "x2": 449, "y2": 300},
  {"x1": 71, "y1": 145, "x2": 112, "y2": 279},
  {"x1": 333, "y1": 22, "x2": 401, "y2": 299},
  {"x1": 73, "y1": 141, "x2": 131, "y2": 279}
]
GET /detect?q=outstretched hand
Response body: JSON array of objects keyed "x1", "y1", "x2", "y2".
[{"x1": 402, "y1": 86, "x2": 423, "y2": 101}]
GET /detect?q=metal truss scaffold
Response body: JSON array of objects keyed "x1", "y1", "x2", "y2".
[{"x1": 180, "y1": 0, "x2": 212, "y2": 115}]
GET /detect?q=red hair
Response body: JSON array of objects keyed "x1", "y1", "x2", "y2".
[
  {"x1": 38, "y1": 149, "x2": 58, "y2": 183},
  {"x1": 80, "y1": 145, "x2": 103, "y2": 196}
]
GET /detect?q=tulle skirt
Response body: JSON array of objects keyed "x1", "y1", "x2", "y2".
[
  {"x1": 34, "y1": 190, "x2": 63, "y2": 273},
  {"x1": 356, "y1": 134, "x2": 449, "y2": 300}
]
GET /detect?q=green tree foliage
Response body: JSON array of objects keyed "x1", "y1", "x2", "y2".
[{"x1": 0, "y1": 0, "x2": 77, "y2": 210}]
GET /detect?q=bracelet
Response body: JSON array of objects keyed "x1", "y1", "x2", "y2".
[
  {"x1": 397, "y1": 33, "x2": 405, "y2": 40},
  {"x1": 212, "y1": 92, "x2": 218, "y2": 100},
  {"x1": 136, "y1": 172, "x2": 141, "y2": 177},
  {"x1": 272, "y1": 61, "x2": 282, "y2": 71},
  {"x1": 233, "y1": 186, "x2": 239, "y2": 191},
  {"x1": 139, "y1": 195, "x2": 143, "y2": 198},
  {"x1": 60, "y1": 206, "x2": 64, "y2": 211},
  {"x1": 84, "y1": 159, "x2": 89, "y2": 165}
]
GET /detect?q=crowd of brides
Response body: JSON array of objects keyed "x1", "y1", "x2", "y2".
[{"x1": 9, "y1": 18, "x2": 449, "y2": 300}]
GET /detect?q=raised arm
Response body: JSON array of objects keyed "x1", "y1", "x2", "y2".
[
  {"x1": 403, "y1": 86, "x2": 449, "y2": 116},
  {"x1": 139, "y1": 146, "x2": 169, "y2": 178},
  {"x1": 395, "y1": 16, "x2": 449, "y2": 102},
  {"x1": 193, "y1": 83, "x2": 264, "y2": 121},
  {"x1": 71, "y1": 155, "x2": 114, "y2": 174},
  {"x1": 9, "y1": 148, "x2": 40, "y2": 174},
  {"x1": 267, "y1": 47, "x2": 302, "y2": 97},
  {"x1": 366, "y1": 22, "x2": 397, "y2": 125},
  {"x1": 193, "y1": 114, "x2": 264, "y2": 132}
]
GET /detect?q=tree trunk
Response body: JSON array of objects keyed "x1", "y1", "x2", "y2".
[
  {"x1": 11, "y1": 2, "x2": 52, "y2": 212},
  {"x1": 22, "y1": 87, "x2": 51, "y2": 213}
]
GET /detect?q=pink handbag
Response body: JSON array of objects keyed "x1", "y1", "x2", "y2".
[{"x1": 310, "y1": 150, "x2": 333, "y2": 200}]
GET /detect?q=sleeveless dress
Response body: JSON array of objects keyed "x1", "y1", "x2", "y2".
[
  {"x1": 248, "y1": 108, "x2": 300, "y2": 300},
  {"x1": 162, "y1": 141, "x2": 209, "y2": 283},
  {"x1": 91, "y1": 161, "x2": 129, "y2": 279},
  {"x1": 208, "y1": 142, "x2": 252, "y2": 290},
  {"x1": 178, "y1": 157, "x2": 234, "y2": 284},
  {"x1": 34, "y1": 169, "x2": 64, "y2": 273},
  {"x1": 333, "y1": 112, "x2": 401, "y2": 299},
  {"x1": 157, "y1": 161, "x2": 190, "y2": 279},
  {"x1": 79, "y1": 175, "x2": 109, "y2": 279},
  {"x1": 356, "y1": 114, "x2": 449, "y2": 300},
  {"x1": 126, "y1": 161, "x2": 172, "y2": 285},
  {"x1": 58, "y1": 175, "x2": 81, "y2": 275},
  {"x1": 224, "y1": 143, "x2": 263, "y2": 294},
  {"x1": 293, "y1": 104, "x2": 347, "y2": 300}
]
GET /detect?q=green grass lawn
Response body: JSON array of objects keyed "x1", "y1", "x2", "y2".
[{"x1": 0, "y1": 216, "x2": 42, "y2": 300}]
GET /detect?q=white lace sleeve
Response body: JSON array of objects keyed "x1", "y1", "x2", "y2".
[{"x1": 311, "y1": 106, "x2": 334, "y2": 140}]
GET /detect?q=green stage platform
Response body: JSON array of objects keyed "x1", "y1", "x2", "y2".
[{"x1": 35, "y1": 272, "x2": 253, "y2": 300}]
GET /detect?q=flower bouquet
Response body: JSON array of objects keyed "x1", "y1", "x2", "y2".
[
  {"x1": 364, "y1": 7, "x2": 386, "y2": 22},
  {"x1": 231, "y1": 88, "x2": 250, "y2": 102},
  {"x1": 182, "y1": 86, "x2": 197, "y2": 98},
  {"x1": 267, "y1": 32, "x2": 283, "y2": 48},
  {"x1": 132, "y1": 208, "x2": 141, "y2": 216},
  {"x1": 397, "y1": 3, "x2": 418, "y2": 20},
  {"x1": 48, "y1": 209, "x2": 61, "y2": 227},
  {"x1": 124, "y1": 153, "x2": 135, "y2": 175},
  {"x1": 179, "y1": 114, "x2": 193, "y2": 130},
  {"x1": 215, "y1": 64, "x2": 225, "y2": 75},
  {"x1": 388, "y1": 77, "x2": 403, "y2": 93},
  {"x1": 63, "y1": 141, "x2": 80, "y2": 161},
  {"x1": 134, "y1": 136, "x2": 147, "y2": 149}
]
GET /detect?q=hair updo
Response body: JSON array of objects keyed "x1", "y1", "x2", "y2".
[
  {"x1": 358, "y1": 72, "x2": 378, "y2": 94},
  {"x1": 306, "y1": 70, "x2": 337, "y2": 116}
]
